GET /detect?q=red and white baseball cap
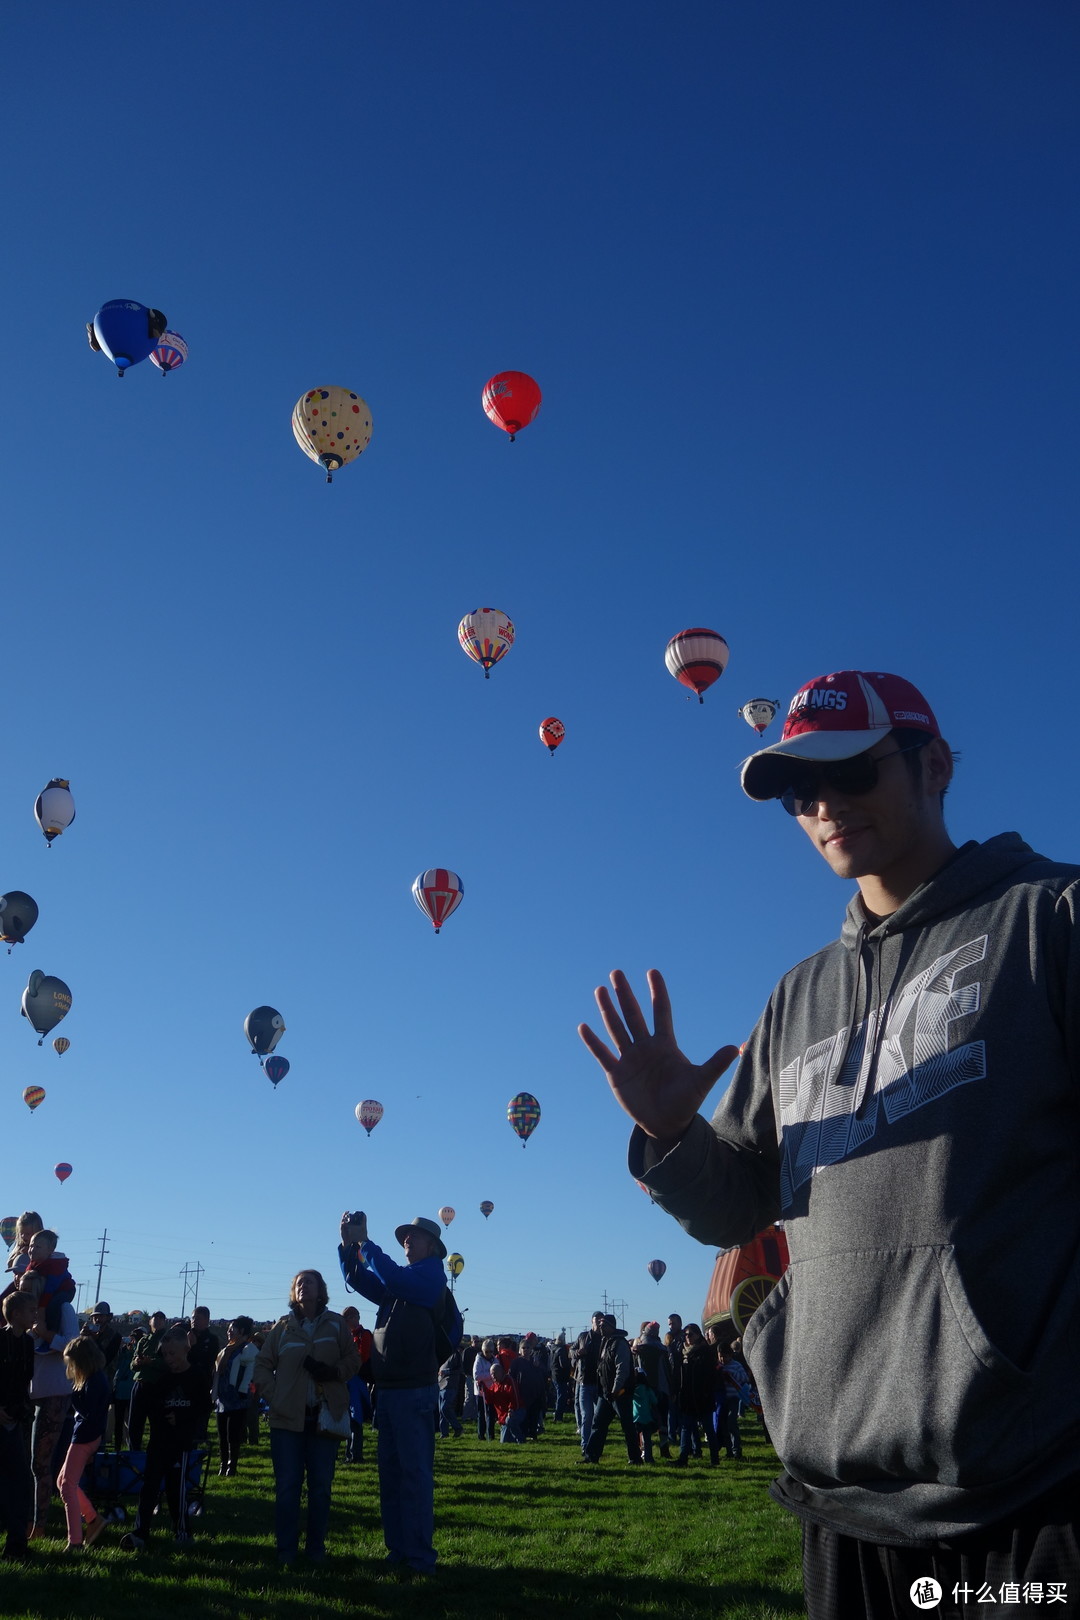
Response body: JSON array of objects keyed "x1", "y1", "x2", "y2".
[{"x1": 741, "y1": 671, "x2": 940, "y2": 801}]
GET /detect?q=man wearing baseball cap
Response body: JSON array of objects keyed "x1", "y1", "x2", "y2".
[
  {"x1": 338, "y1": 1211, "x2": 462, "y2": 1577},
  {"x1": 579, "y1": 670, "x2": 1080, "y2": 1618}
]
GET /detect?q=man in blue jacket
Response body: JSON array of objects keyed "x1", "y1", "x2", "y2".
[
  {"x1": 579, "y1": 669, "x2": 1080, "y2": 1619},
  {"x1": 339, "y1": 1211, "x2": 457, "y2": 1578}
]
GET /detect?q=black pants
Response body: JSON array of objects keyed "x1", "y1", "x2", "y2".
[
  {"x1": 110, "y1": 1396, "x2": 129, "y2": 1451},
  {"x1": 133, "y1": 1439, "x2": 193, "y2": 1540},
  {"x1": 217, "y1": 1410, "x2": 246, "y2": 1470},
  {"x1": 585, "y1": 1393, "x2": 637, "y2": 1463},
  {"x1": 128, "y1": 1383, "x2": 153, "y2": 1452},
  {"x1": 0, "y1": 1423, "x2": 32, "y2": 1557},
  {"x1": 802, "y1": 1477, "x2": 1080, "y2": 1620}
]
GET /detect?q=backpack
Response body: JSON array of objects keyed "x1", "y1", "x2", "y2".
[{"x1": 431, "y1": 1287, "x2": 464, "y2": 1365}]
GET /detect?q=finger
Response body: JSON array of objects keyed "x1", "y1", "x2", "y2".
[
  {"x1": 646, "y1": 970, "x2": 673, "y2": 1040},
  {"x1": 698, "y1": 1044, "x2": 742, "y2": 1091},
  {"x1": 610, "y1": 970, "x2": 652, "y2": 1042},
  {"x1": 578, "y1": 1021, "x2": 618, "y2": 1074},
  {"x1": 594, "y1": 984, "x2": 632, "y2": 1053}
]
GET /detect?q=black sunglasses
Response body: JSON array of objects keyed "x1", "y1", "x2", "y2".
[{"x1": 779, "y1": 742, "x2": 928, "y2": 818}]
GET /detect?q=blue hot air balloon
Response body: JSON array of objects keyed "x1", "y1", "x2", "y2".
[
  {"x1": 87, "y1": 300, "x2": 168, "y2": 377},
  {"x1": 264, "y1": 1055, "x2": 290, "y2": 1089}
]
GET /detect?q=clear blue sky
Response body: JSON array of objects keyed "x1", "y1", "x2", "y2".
[{"x1": 1, "y1": 1, "x2": 1077, "y2": 1336}]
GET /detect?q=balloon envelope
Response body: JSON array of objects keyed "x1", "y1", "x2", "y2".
[
  {"x1": 292, "y1": 387, "x2": 372, "y2": 482},
  {"x1": 665, "y1": 629, "x2": 730, "y2": 703},
  {"x1": 91, "y1": 299, "x2": 160, "y2": 374},
  {"x1": 23, "y1": 1086, "x2": 45, "y2": 1112},
  {"x1": 53, "y1": 1036, "x2": 70, "y2": 1056},
  {"x1": 482, "y1": 370, "x2": 542, "y2": 439},
  {"x1": 264, "y1": 1055, "x2": 290, "y2": 1088},
  {"x1": 479, "y1": 1200, "x2": 494, "y2": 1219},
  {"x1": 245, "y1": 1006, "x2": 285, "y2": 1057},
  {"x1": 35, "y1": 781, "x2": 75, "y2": 843},
  {"x1": 356, "y1": 1099, "x2": 384, "y2": 1135},
  {"x1": 438, "y1": 1207, "x2": 455, "y2": 1228},
  {"x1": 447, "y1": 1253, "x2": 464, "y2": 1277},
  {"x1": 0, "y1": 891, "x2": 39, "y2": 945},
  {"x1": 458, "y1": 609, "x2": 514, "y2": 677},
  {"x1": 412, "y1": 869, "x2": 464, "y2": 933},
  {"x1": 647, "y1": 1259, "x2": 667, "y2": 1285},
  {"x1": 539, "y1": 717, "x2": 565, "y2": 755},
  {"x1": 738, "y1": 699, "x2": 780, "y2": 736},
  {"x1": 508, "y1": 1091, "x2": 541, "y2": 1145},
  {"x1": 150, "y1": 331, "x2": 188, "y2": 374},
  {"x1": 0, "y1": 1216, "x2": 17, "y2": 1247},
  {"x1": 54, "y1": 1163, "x2": 72, "y2": 1184},
  {"x1": 21, "y1": 971, "x2": 72, "y2": 1043}
]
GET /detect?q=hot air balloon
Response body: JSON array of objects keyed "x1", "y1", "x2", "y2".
[
  {"x1": 439, "y1": 1207, "x2": 455, "y2": 1228},
  {"x1": 539, "y1": 718, "x2": 565, "y2": 756},
  {"x1": 479, "y1": 1200, "x2": 494, "y2": 1220},
  {"x1": 458, "y1": 609, "x2": 514, "y2": 678},
  {"x1": 738, "y1": 699, "x2": 780, "y2": 736},
  {"x1": 264, "y1": 1055, "x2": 290, "y2": 1089},
  {"x1": 355, "y1": 1099, "x2": 384, "y2": 1136},
  {"x1": 292, "y1": 387, "x2": 372, "y2": 483},
  {"x1": 53, "y1": 1036, "x2": 70, "y2": 1057},
  {"x1": 412, "y1": 869, "x2": 464, "y2": 933},
  {"x1": 245, "y1": 1006, "x2": 285, "y2": 1060},
  {"x1": 149, "y1": 331, "x2": 188, "y2": 376},
  {"x1": 508, "y1": 1091, "x2": 540, "y2": 1147},
  {"x1": 87, "y1": 300, "x2": 167, "y2": 376},
  {"x1": 23, "y1": 1085, "x2": 45, "y2": 1113},
  {"x1": 35, "y1": 780, "x2": 75, "y2": 844},
  {"x1": 21, "y1": 971, "x2": 72, "y2": 1045},
  {"x1": 447, "y1": 1253, "x2": 464, "y2": 1278},
  {"x1": 54, "y1": 1163, "x2": 72, "y2": 1184},
  {"x1": 665, "y1": 629, "x2": 730, "y2": 704},
  {"x1": 482, "y1": 371, "x2": 542, "y2": 442},
  {"x1": 0, "y1": 891, "x2": 38, "y2": 950},
  {"x1": 647, "y1": 1259, "x2": 667, "y2": 1285},
  {"x1": 0, "y1": 1216, "x2": 17, "y2": 1247}
]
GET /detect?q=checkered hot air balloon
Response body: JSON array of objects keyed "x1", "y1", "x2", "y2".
[
  {"x1": 665, "y1": 628, "x2": 730, "y2": 704},
  {"x1": 508, "y1": 1091, "x2": 541, "y2": 1147},
  {"x1": 412, "y1": 869, "x2": 464, "y2": 934},
  {"x1": 292, "y1": 387, "x2": 373, "y2": 483},
  {"x1": 150, "y1": 331, "x2": 188, "y2": 375},
  {"x1": 539, "y1": 718, "x2": 565, "y2": 756},
  {"x1": 458, "y1": 609, "x2": 514, "y2": 678}
]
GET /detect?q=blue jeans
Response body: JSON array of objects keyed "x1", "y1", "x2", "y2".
[
  {"x1": 476, "y1": 1395, "x2": 497, "y2": 1440},
  {"x1": 269, "y1": 1424, "x2": 340, "y2": 1560},
  {"x1": 553, "y1": 1378, "x2": 571, "y2": 1419},
  {"x1": 376, "y1": 1384, "x2": 437, "y2": 1572},
  {"x1": 438, "y1": 1385, "x2": 462, "y2": 1437},
  {"x1": 576, "y1": 1382, "x2": 598, "y2": 1451},
  {"x1": 500, "y1": 1407, "x2": 526, "y2": 1443}
]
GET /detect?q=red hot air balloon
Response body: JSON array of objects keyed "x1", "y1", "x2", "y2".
[
  {"x1": 479, "y1": 1200, "x2": 494, "y2": 1219},
  {"x1": 412, "y1": 869, "x2": 464, "y2": 933},
  {"x1": 665, "y1": 628, "x2": 730, "y2": 704},
  {"x1": 355, "y1": 1099, "x2": 384, "y2": 1135},
  {"x1": 482, "y1": 371, "x2": 542, "y2": 442},
  {"x1": 539, "y1": 718, "x2": 565, "y2": 756},
  {"x1": 647, "y1": 1259, "x2": 667, "y2": 1285},
  {"x1": 54, "y1": 1162, "x2": 72, "y2": 1184}
]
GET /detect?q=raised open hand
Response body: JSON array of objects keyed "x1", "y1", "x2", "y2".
[{"x1": 578, "y1": 969, "x2": 739, "y2": 1150}]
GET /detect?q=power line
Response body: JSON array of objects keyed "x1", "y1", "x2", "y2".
[{"x1": 179, "y1": 1260, "x2": 204, "y2": 1316}]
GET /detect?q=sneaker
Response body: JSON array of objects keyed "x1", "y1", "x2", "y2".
[
  {"x1": 83, "y1": 1516, "x2": 107, "y2": 1548},
  {"x1": 119, "y1": 1533, "x2": 146, "y2": 1553}
]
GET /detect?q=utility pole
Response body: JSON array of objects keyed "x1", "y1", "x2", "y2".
[
  {"x1": 94, "y1": 1229, "x2": 109, "y2": 1304},
  {"x1": 179, "y1": 1261, "x2": 205, "y2": 1318},
  {"x1": 600, "y1": 1291, "x2": 629, "y2": 1331},
  {"x1": 75, "y1": 1280, "x2": 86, "y2": 1317}
]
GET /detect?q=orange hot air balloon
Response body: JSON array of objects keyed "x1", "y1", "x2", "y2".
[
  {"x1": 539, "y1": 718, "x2": 565, "y2": 756},
  {"x1": 665, "y1": 628, "x2": 729, "y2": 704},
  {"x1": 482, "y1": 371, "x2": 541, "y2": 442},
  {"x1": 23, "y1": 1085, "x2": 46, "y2": 1113}
]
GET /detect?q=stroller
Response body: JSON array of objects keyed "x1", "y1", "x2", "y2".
[{"x1": 84, "y1": 1441, "x2": 213, "y2": 1528}]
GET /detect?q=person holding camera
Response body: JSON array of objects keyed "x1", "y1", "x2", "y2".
[{"x1": 338, "y1": 1210, "x2": 460, "y2": 1579}]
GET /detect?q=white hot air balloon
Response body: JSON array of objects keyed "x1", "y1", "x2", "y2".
[
  {"x1": 35, "y1": 780, "x2": 75, "y2": 845},
  {"x1": 738, "y1": 699, "x2": 780, "y2": 736}
]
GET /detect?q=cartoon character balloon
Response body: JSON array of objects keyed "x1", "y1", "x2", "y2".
[
  {"x1": 0, "y1": 1217, "x2": 17, "y2": 1247},
  {"x1": 479, "y1": 1200, "x2": 494, "y2": 1220},
  {"x1": 264, "y1": 1055, "x2": 290, "y2": 1089},
  {"x1": 355, "y1": 1099, "x2": 384, "y2": 1136},
  {"x1": 439, "y1": 1207, "x2": 456, "y2": 1228},
  {"x1": 87, "y1": 300, "x2": 167, "y2": 377},
  {"x1": 539, "y1": 718, "x2": 565, "y2": 756},
  {"x1": 0, "y1": 891, "x2": 38, "y2": 951},
  {"x1": 23, "y1": 1086, "x2": 45, "y2": 1113},
  {"x1": 482, "y1": 371, "x2": 542, "y2": 442},
  {"x1": 245, "y1": 1006, "x2": 286, "y2": 1060},
  {"x1": 35, "y1": 780, "x2": 75, "y2": 845},
  {"x1": 647, "y1": 1259, "x2": 667, "y2": 1285},
  {"x1": 458, "y1": 609, "x2": 514, "y2": 678},
  {"x1": 738, "y1": 699, "x2": 780, "y2": 736},
  {"x1": 412, "y1": 869, "x2": 464, "y2": 934},
  {"x1": 53, "y1": 1037, "x2": 70, "y2": 1057},
  {"x1": 508, "y1": 1091, "x2": 541, "y2": 1147},
  {"x1": 54, "y1": 1163, "x2": 72, "y2": 1184},
  {"x1": 21, "y1": 971, "x2": 72, "y2": 1045},
  {"x1": 664, "y1": 629, "x2": 730, "y2": 704},
  {"x1": 149, "y1": 331, "x2": 188, "y2": 376},
  {"x1": 447, "y1": 1253, "x2": 464, "y2": 1277},
  {"x1": 292, "y1": 387, "x2": 373, "y2": 483}
]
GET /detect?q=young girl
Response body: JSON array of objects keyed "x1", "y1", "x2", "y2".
[
  {"x1": 3, "y1": 1211, "x2": 42, "y2": 1283},
  {"x1": 58, "y1": 1335, "x2": 109, "y2": 1550}
]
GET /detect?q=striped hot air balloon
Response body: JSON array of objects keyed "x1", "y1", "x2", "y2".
[
  {"x1": 412, "y1": 869, "x2": 464, "y2": 934},
  {"x1": 22, "y1": 1085, "x2": 45, "y2": 1113},
  {"x1": 149, "y1": 331, "x2": 188, "y2": 375},
  {"x1": 439, "y1": 1207, "x2": 456, "y2": 1228},
  {"x1": 479, "y1": 1200, "x2": 494, "y2": 1219},
  {"x1": 264, "y1": 1055, "x2": 290, "y2": 1089},
  {"x1": 54, "y1": 1162, "x2": 72, "y2": 1184},
  {"x1": 665, "y1": 628, "x2": 730, "y2": 704},
  {"x1": 1, "y1": 1217, "x2": 18, "y2": 1247},
  {"x1": 458, "y1": 609, "x2": 514, "y2": 678}
]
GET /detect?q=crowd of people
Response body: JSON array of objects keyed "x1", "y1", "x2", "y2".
[{"x1": 1, "y1": 1204, "x2": 756, "y2": 1575}]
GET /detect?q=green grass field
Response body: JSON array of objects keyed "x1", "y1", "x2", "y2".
[{"x1": 2, "y1": 1418, "x2": 806, "y2": 1620}]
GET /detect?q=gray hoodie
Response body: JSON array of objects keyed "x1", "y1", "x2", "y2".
[{"x1": 632, "y1": 834, "x2": 1080, "y2": 1545}]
